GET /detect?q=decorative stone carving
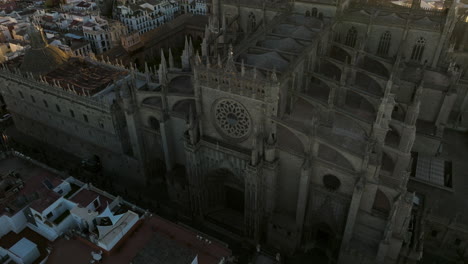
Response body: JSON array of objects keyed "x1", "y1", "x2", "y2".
[{"x1": 213, "y1": 98, "x2": 252, "y2": 141}]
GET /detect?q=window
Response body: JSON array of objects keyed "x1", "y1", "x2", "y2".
[
  {"x1": 46, "y1": 212, "x2": 53, "y2": 218},
  {"x1": 99, "y1": 120, "x2": 104, "y2": 129},
  {"x1": 31, "y1": 95, "x2": 36, "y2": 103},
  {"x1": 19, "y1": 91, "x2": 24, "y2": 99},
  {"x1": 431, "y1": 230, "x2": 438, "y2": 237},
  {"x1": 323, "y1": 174, "x2": 341, "y2": 191},
  {"x1": 56, "y1": 104, "x2": 61, "y2": 112},
  {"x1": 410, "y1": 37, "x2": 426, "y2": 62},
  {"x1": 83, "y1": 114, "x2": 88, "y2": 123},
  {"x1": 312, "y1": 7, "x2": 318, "y2": 17},
  {"x1": 455, "y1": 238, "x2": 461, "y2": 246},
  {"x1": 377, "y1": 31, "x2": 391, "y2": 56},
  {"x1": 305, "y1": 10, "x2": 310, "y2": 17},
  {"x1": 43, "y1": 100, "x2": 48, "y2": 108},
  {"x1": 70, "y1": 110, "x2": 75, "y2": 118},
  {"x1": 345, "y1": 27, "x2": 358, "y2": 48}
]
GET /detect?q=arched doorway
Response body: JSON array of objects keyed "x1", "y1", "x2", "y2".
[
  {"x1": 302, "y1": 222, "x2": 341, "y2": 262},
  {"x1": 204, "y1": 168, "x2": 245, "y2": 234}
]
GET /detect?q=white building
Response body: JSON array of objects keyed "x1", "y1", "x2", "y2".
[
  {"x1": 178, "y1": 0, "x2": 207, "y2": 15},
  {"x1": 115, "y1": 0, "x2": 179, "y2": 34},
  {"x1": 83, "y1": 17, "x2": 127, "y2": 54}
]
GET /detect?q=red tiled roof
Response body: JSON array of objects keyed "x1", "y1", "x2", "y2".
[
  {"x1": 0, "y1": 157, "x2": 64, "y2": 215},
  {"x1": 30, "y1": 189, "x2": 61, "y2": 212},
  {"x1": 70, "y1": 188, "x2": 98, "y2": 207}
]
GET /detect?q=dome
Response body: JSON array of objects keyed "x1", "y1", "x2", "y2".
[
  {"x1": 20, "y1": 46, "x2": 69, "y2": 75},
  {"x1": 20, "y1": 25, "x2": 69, "y2": 75}
]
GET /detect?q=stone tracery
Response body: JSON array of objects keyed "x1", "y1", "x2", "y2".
[{"x1": 214, "y1": 99, "x2": 252, "y2": 140}]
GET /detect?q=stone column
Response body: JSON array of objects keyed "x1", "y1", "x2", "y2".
[
  {"x1": 159, "y1": 115, "x2": 174, "y2": 171},
  {"x1": 338, "y1": 178, "x2": 364, "y2": 261},
  {"x1": 398, "y1": 126, "x2": 415, "y2": 154},
  {"x1": 435, "y1": 93, "x2": 457, "y2": 128},
  {"x1": 295, "y1": 157, "x2": 312, "y2": 247},
  {"x1": 245, "y1": 164, "x2": 262, "y2": 241}
]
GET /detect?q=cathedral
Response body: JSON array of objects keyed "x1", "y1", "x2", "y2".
[{"x1": 1, "y1": 0, "x2": 468, "y2": 262}]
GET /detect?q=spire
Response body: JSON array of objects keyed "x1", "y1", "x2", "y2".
[
  {"x1": 225, "y1": 44, "x2": 236, "y2": 73},
  {"x1": 188, "y1": 37, "x2": 194, "y2": 57},
  {"x1": 201, "y1": 37, "x2": 208, "y2": 57},
  {"x1": 271, "y1": 67, "x2": 278, "y2": 82},
  {"x1": 181, "y1": 36, "x2": 191, "y2": 69},
  {"x1": 144, "y1": 62, "x2": 150, "y2": 82},
  {"x1": 184, "y1": 35, "x2": 189, "y2": 53},
  {"x1": 160, "y1": 48, "x2": 167, "y2": 69},
  {"x1": 168, "y1": 48, "x2": 174, "y2": 69},
  {"x1": 267, "y1": 133, "x2": 275, "y2": 145},
  {"x1": 195, "y1": 50, "x2": 201, "y2": 65}
]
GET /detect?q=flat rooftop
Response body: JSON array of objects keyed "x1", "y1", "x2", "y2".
[
  {"x1": 131, "y1": 232, "x2": 197, "y2": 264},
  {"x1": 0, "y1": 227, "x2": 51, "y2": 264},
  {"x1": 0, "y1": 155, "x2": 63, "y2": 215},
  {"x1": 44, "y1": 58, "x2": 127, "y2": 96},
  {"x1": 70, "y1": 188, "x2": 113, "y2": 213},
  {"x1": 46, "y1": 216, "x2": 231, "y2": 264}
]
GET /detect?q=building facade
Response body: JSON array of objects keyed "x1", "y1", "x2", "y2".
[
  {"x1": 1, "y1": 0, "x2": 468, "y2": 263},
  {"x1": 114, "y1": 0, "x2": 179, "y2": 34}
]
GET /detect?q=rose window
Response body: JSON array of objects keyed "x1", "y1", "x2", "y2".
[{"x1": 214, "y1": 99, "x2": 251, "y2": 140}]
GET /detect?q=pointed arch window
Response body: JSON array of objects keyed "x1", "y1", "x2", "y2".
[
  {"x1": 312, "y1": 7, "x2": 318, "y2": 17},
  {"x1": 345, "y1": 26, "x2": 358, "y2": 48},
  {"x1": 377, "y1": 31, "x2": 391, "y2": 56},
  {"x1": 305, "y1": 10, "x2": 311, "y2": 17},
  {"x1": 248, "y1": 12, "x2": 256, "y2": 31},
  {"x1": 410, "y1": 37, "x2": 426, "y2": 62}
]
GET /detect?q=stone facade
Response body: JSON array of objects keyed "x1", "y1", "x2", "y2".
[{"x1": 1, "y1": 0, "x2": 468, "y2": 263}]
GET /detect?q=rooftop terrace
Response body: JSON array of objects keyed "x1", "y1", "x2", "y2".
[{"x1": 46, "y1": 216, "x2": 231, "y2": 264}]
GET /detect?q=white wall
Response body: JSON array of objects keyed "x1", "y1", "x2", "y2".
[
  {"x1": 8, "y1": 210, "x2": 28, "y2": 233},
  {"x1": 0, "y1": 216, "x2": 12, "y2": 237},
  {"x1": 97, "y1": 213, "x2": 139, "y2": 251},
  {"x1": 26, "y1": 223, "x2": 58, "y2": 241},
  {"x1": 55, "y1": 213, "x2": 75, "y2": 235}
]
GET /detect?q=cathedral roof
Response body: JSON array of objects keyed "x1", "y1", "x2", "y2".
[
  {"x1": 20, "y1": 25, "x2": 70, "y2": 76},
  {"x1": 259, "y1": 37, "x2": 304, "y2": 53},
  {"x1": 273, "y1": 24, "x2": 316, "y2": 40},
  {"x1": 241, "y1": 51, "x2": 290, "y2": 72}
]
